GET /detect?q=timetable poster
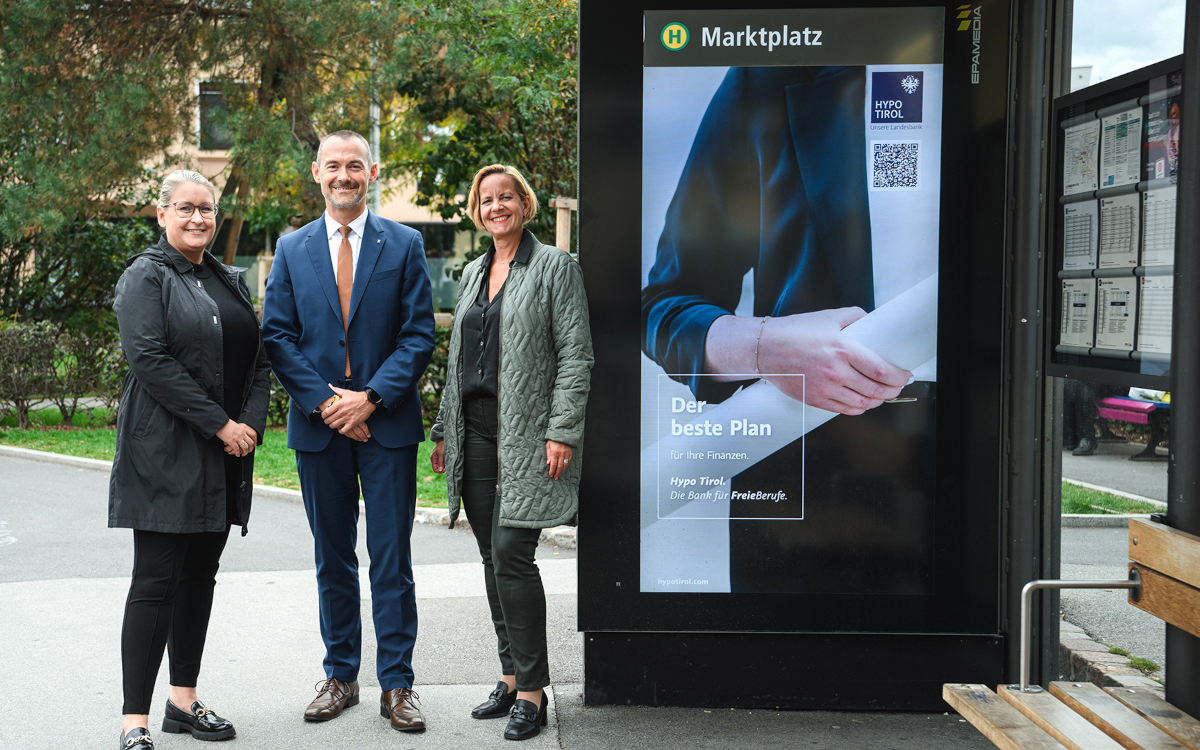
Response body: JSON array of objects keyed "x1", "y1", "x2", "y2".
[
  {"x1": 641, "y1": 7, "x2": 943, "y2": 594},
  {"x1": 1063, "y1": 120, "x2": 1100, "y2": 196},
  {"x1": 1062, "y1": 201, "x2": 1099, "y2": 270},
  {"x1": 1142, "y1": 187, "x2": 1177, "y2": 267},
  {"x1": 1100, "y1": 108, "x2": 1143, "y2": 187},
  {"x1": 1138, "y1": 276, "x2": 1174, "y2": 354},
  {"x1": 1096, "y1": 277, "x2": 1138, "y2": 351},
  {"x1": 1060, "y1": 279, "x2": 1097, "y2": 348},
  {"x1": 1098, "y1": 194, "x2": 1140, "y2": 268}
]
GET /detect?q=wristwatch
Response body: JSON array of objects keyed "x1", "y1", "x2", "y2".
[{"x1": 364, "y1": 387, "x2": 385, "y2": 408}]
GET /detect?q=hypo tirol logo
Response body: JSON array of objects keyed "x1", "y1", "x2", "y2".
[
  {"x1": 872, "y1": 72, "x2": 923, "y2": 123},
  {"x1": 661, "y1": 22, "x2": 689, "y2": 51}
]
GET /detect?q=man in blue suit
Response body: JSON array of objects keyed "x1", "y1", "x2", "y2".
[{"x1": 262, "y1": 130, "x2": 435, "y2": 731}]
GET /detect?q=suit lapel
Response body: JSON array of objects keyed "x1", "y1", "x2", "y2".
[
  {"x1": 785, "y1": 67, "x2": 875, "y2": 311},
  {"x1": 348, "y1": 211, "x2": 386, "y2": 327},
  {"x1": 304, "y1": 220, "x2": 344, "y2": 327}
]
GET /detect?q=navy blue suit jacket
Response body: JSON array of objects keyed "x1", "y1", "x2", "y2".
[
  {"x1": 262, "y1": 211, "x2": 435, "y2": 452},
  {"x1": 642, "y1": 66, "x2": 871, "y2": 403}
]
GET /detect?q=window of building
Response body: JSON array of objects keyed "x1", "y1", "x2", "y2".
[
  {"x1": 199, "y1": 82, "x2": 235, "y2": 151},
  {"x1": 405, "y1": 222, "x2": 459, "y2": 257}
]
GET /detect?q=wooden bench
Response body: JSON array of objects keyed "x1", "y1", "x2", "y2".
[
  {"x1": 1096, "y1": 397, "x2": 1171, "y2": 461},
  {"x1": 946, "y1": 518, "x2": 1200, "y2": 749}
]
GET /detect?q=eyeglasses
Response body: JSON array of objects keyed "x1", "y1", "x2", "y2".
[{"x1": 164, "y1": 201, "x2": 218, "y2": 218}]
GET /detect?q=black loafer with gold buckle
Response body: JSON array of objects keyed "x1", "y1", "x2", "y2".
[
  {"x1": 472, "y1": 681, "x2": 517, "y2": 719},
  {"x1": 120, "y1": 727, "x2": 154, "y2": 749},
  {"x1": 504, "y1": 690, "x2": 548, "y2": 741},
  {"x1": 161, "y1": 699, "x2": 236, "y2": 741}
]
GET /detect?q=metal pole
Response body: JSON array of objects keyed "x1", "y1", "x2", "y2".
[
  {"x1": 1165, "y1": 0, "x2": 1200, "y2": 718},
  {"x1": 370, "y1": 57, "x2": 381, "y2": 215},
  {"x1": 1017, "y1": 574, "x2": 1141, "y2": 691},
  {"x1": 1004, "y1": 0, "x2": 1055, "y2": 685}
]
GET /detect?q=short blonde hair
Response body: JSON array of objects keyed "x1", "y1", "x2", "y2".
[
  {"x1": 467, "y1": 164, "x2": 539, "y2": 232},
  {"x1": 158, "y1": 170, "x2": 218, "y2": 207}
]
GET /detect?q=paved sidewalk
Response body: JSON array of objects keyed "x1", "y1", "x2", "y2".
[
  {"x1": 1061, "y1": 442, "x2": 1168, "y2": 502},
  {"x1": 1058, "y1": 443, "x2": 1169, "y2": 685},
  {"x1": 0, "y1": 452, "x2": 995, "y2": 749}
]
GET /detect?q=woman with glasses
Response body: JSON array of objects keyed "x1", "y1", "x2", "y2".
[{"x1": 110, "y1": 170, "x2": 270, "y2": 749}]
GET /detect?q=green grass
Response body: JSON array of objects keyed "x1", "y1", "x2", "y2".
[
  {"x1": 0, "y1": 424, "x2": 119, "y2": 460},
  {"x1": 1062, "y1": 481, "x2": 1163, "y2": 515},
  {"x1": 0, "y1": 421, "x2": 448, "y2": 509},
  {"x1": 1128, "y1": 656, "x2": 1161, "y2": 674},
  {"x1": 1107, "y1": 646, "x2": 1161, "y2": 675},
  {"x1": 0, "y1": 405, "x2": 113, "y2": 428}
]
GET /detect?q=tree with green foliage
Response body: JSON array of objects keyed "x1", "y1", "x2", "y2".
[
  {"x1": 0, "y1": 0, "x2": 398, "y2": 326},
  {"x1": 384, "y1": 0, "x2": 578, "y2": 257},
  {"x1": 0, "y1": 0, "x2": 579, "y2": 330},
  {"x1": 0, "y1": 218, "x2": 158, "y2": 333},
  {"x1": 188, "y1": 0, "x2": 402, "y2": 262}
]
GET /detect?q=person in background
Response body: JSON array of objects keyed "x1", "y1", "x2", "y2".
[
  {"x1": 110, "y1": 169, "x2": 271, "y2": 748},
  {"x1": 431, "y1": 164, "x2": 593, "y2": 741}
]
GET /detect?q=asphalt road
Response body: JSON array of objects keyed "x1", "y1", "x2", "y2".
[
  {"x1": 1060, "y1": 526, "x2": 1166, "y2": 678},
  {"x1": 0, "y1": 453, "x2": 997, "y2": 749},
  {"x1": 1058, "y1": 442, "x2": 1169, "y2": 679}
]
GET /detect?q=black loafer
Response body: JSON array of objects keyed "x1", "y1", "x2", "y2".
[
  {"x1": 120, "y1": 727, "x2": 154, "y2": 748},
  {"x1": 504, "y1": 690, "x2": 548, "y2": 741},
  {"x1": 161, "y1": 699, "x2": 236, "y2": 741},
  {"x1": 472, "y1": 681, "x2": 517, "y2": 719}
]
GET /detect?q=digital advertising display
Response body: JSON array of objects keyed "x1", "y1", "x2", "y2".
[
  {"x1": 580, "y1": 0, "x2": 1012, "y2": 658},
  {"x1": 640, "y1": 7, "x2": 944, "y2": 594}
]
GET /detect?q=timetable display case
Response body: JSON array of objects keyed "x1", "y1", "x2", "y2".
[{"x1": 1048, "y1": 56, "x2": 1183, "y2": 389}]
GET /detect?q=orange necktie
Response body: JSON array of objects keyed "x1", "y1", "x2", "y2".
[{"x1": 337, "y1": 226, "x2": 353, "y2": 378}]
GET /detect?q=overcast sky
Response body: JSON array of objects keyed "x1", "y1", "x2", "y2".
[{"x1": 1071, "y1": 0, "x2": 1186, "y2": 85}]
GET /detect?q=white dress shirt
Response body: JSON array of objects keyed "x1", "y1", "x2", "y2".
[{"x1": 323, "y1": 208, "x2": 369, "y2": 285}]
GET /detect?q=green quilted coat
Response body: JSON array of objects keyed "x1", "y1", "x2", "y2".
[{"x1": 430, "y1": 231, "x2": 593, "y2": 529}]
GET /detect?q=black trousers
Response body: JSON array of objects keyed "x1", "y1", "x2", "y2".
[
  {"x1": 460, "y1": 397, "x2": 549, "y2": 691},
  {"x1": 121, "y1": 528, "x2": 229, "y2": 714},
  {"x1": 1063, "y1": 379, "x2": 1099, "y2": 447}
]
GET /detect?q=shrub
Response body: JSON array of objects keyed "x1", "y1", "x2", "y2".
[
  {"x1": 93, "y1": 333, "x2": 128, "y2": 425},
  {"x1": 51, "y1": 330, "x2": 122, "y2": 425},
  {"x1": 0, "y1": 319, "x2": 57, "y2": 428},
  {"x1": 259, "y1": 325, "x2": 452, "y2": 431},
  {"x1": 266, "y1": 371, "x2": 291, "y2": 428},
  {"x1": 0, "y1": 217, "x2": 157, "y2": 333},
  {"x1": 419, "y1": 325, "x2": 451, "y2": 429}
]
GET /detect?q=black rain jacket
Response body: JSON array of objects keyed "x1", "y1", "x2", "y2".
[{"x1": 108, "y1": 236, "x2": 271, "y2": 535}]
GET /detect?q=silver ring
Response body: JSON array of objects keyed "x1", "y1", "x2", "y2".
[{"x1": 564, "y1": 459, "x2": 570, "y2": 464}]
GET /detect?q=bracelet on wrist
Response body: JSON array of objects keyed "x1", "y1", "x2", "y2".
[{"x1": 754, "y1": 316, "x2": 770, "y2": 376}]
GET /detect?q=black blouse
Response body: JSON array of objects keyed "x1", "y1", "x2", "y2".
[
  {"x1": 461, "y1": 256, "x2": 506, "y2": 401},
  {"x1": 192, "y1": 260, "x2": 259, "y2": 525},
  {"x1": 461, "y1": 232, "x2": 535, "y2": 402}
]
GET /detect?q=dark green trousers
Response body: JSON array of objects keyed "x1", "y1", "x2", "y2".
[{"x1": 460, "y1": 397, "x2": 549, "y2": 691}]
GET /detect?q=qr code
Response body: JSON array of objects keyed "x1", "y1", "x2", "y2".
[{"x1": 872, "y1": 142, "x2": 919, "y2": 188}]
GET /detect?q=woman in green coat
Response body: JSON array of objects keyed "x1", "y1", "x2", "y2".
[{"x1": 430, "y1": 164, "x2": 593, "y2": 741}]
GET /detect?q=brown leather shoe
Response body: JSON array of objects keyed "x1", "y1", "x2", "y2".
[
  {"x1": 380, "y1": 688, "x2": 426, "y2": 732},
  {"x1": 304, "y1": 678, "x2": 360, "y2": 722}
]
